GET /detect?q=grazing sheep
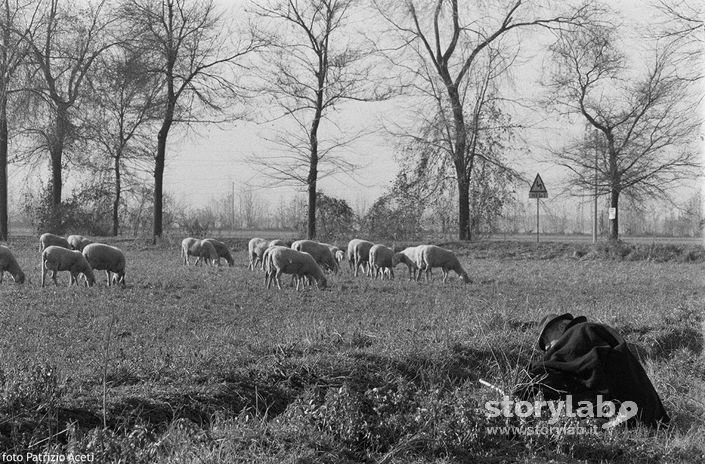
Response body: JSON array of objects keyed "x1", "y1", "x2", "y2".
[
  {"x1": 181, "y1": 238, "x2": 218, "y2": 266},
  {"x1": 262, "y1": 245, "x2": 283, "y2": 288},
  {"x1": 416, "y1": 245, "x2": 470, "y2": 284},
  {"x1": 291, "y1": 240, "x2": 337, "y2": 273},
  {"x1": 269, "y1": 239, "x2": 286, "y2": 248},
  {"x1": 248, "y1": 237, "x2": 269, "y2": 270},
  {"x1": 392, "y1": 246, "x2": 420, "y2": 280},
  {"x1": 0, "y1": 246, "x2": 25, "y2": 284},
  {"x1": 369, "y1": 244, "x2": 395, "y2": 280},
  {"x1": 347, "y1": 239, "x2": 374, "y2": 277},
  {"x1": 181, "y1": 237, "x2": 198, "y2": 265},
  {"x1": 67, "y1": 234, "x2": 93, "y2": 251},
  {"x1": 203, "y1": 238, "x2": 234, "y2": 266},
  {"x1": 263, "y1": 244, "x2": 307, "y2": 288},
  {"x1": 323, "y1": 243, "x2": 345, "y2": 269},
  {"x1": 83, "y1": 243, "x2": 126, "y2": 287},
  {"x1": 267, "y1": 247, "x2": 327, "y2": 290},
  {"x1": 193, "y1": 240, "x2": 219, "y2": 266},
  {"x1": 39, "y1": 232, "x2": 70, "y2": 251},
  {"x1": 346, "y1": 239, "x2": 359, "y2": 272},
  {"x1": 41, "y1": 245, "x2": 95, "y2": 287}
]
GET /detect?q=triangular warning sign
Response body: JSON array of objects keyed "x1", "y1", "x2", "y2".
[{"x1": 529, "y1": 173, "x2": 548, "y2": 198}]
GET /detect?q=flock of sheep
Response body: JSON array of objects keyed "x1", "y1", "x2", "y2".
[
  {"x1": 0, "y1": 233, "x2": 126, "y2": 287},
  {"x1": 0, "y1": 234, "x2": 470, "y2": 289},
  {"x1": 244, "y1": 237, "x2": 471, "y2": 290}
]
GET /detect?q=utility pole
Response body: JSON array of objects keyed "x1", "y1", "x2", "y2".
[
  {"x1": 593, "y1": 130, "x2": 598, "y2": 243},
  {"x1": 231, "y1": 181, "x2": 235, "y2": 231}
]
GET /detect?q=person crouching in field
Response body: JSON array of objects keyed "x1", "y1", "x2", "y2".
[{"x1": 514, "y1": 313, "x2": 669, "y2": 428}]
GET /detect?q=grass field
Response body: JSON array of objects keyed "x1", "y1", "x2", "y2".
[{"x1": 0, "y1": 236, "x2": 703, "y2": 463}]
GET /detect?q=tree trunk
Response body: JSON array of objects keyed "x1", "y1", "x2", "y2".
[
  {"x1": 307, "y1": 81, "x2": 324, "y2": 240},
  {"x1": 0, "y1": 95, "x2": 7, "y2": 241},
  {"x1": 306, "y1": 125, "x2": 319, "y2": 240},
  {"x1": 457, "y1": 176, "x2": 471, "y2": 241},
  {"x1": 307, "y1": 176, "x2": 317, "y2": 240},
  {"x1": 49, "y1": 105, "x2": 68, "y2": 209},
  {"x1": 112, "y1": 152, "x2": 121, "y2": 236},
  {"x1": 609, "y1": 188, "x2": 619, "y2": 241},
  {"x1": 447, "y1": 83, "x2": 470, "y2": 241},
  {"x1": 153, "y1": 103, "x2": 174, "y2": 243}
]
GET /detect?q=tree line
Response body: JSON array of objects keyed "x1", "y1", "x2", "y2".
[{"x1": 0, "y1": 0, "x2": 701, "y2": 243}]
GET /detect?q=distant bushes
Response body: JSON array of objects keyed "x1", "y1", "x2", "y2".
[
  {"x1": 23, "y1": 183, "x2": 113, "y2": 236},
  {"x1": 460, "y1": 240, "x2": 705, "y2": 263},
  {"x1": 585, "y1": 241, "x2": 705, "y2": 263}
]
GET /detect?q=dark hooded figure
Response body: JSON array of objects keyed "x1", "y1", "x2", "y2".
[{"x1": 514, "y1": 313, "x2": 669, "y2": 428}]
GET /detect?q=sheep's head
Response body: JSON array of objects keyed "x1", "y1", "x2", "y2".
[
  {"x1": 84, "y1": 271, "x2": 96, "y2": 287},
  {"x1": 460, "y1": 272, "x2": 471, "y2": 284},
  {"x1": 391, "y1": 253, "x2": 402, "y2": 266},
  {"x1": 14, "y1": 271, "x2": 25, "y2": 284},
  {"x1": 318, "y1": 276, "x2": 328, "y2": 289}
]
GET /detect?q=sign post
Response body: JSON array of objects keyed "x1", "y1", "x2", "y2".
[{"x1": 528, "y1": 174, "x2": 548, "y2": 243}]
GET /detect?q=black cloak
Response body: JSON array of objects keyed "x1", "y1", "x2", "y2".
[{"x1": 515, "y1": 319, "x2": 669, "y2": 427}]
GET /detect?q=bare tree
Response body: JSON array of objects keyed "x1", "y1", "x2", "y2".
[
  {"x1": 250, "y1": 0, "x2": 389, "y2": 240},
  {"x1": 653, "y1": 0, "x2": 703, "y2": 82},
  {"x1": 21, "y1": 0, "x2": 116, "y2": 212},
  {"x1": 120, "y1": 0, "x2": 263, "y2": 242},
  {"x1": 546, "y1": 25, "x2": 701, "y2": 240},
  {"x1": 85, "y1": 47, "x2": 160, "y2": 236},
  {"x1": 0, "y1": 0, "x2": 34, "y2": 240},
  {"x1": 375, "y1": 0, "x2": 598, "y2": 240},
  {"x1": 391, "y1": 43, "x2": 520, "y2": 239}
]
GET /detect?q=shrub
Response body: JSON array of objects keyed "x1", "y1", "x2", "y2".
[{"x1": 23, "y1": 182, "x2": 112, "y2": 235}]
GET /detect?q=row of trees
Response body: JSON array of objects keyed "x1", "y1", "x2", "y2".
[
  {"x1": 0, "y1": 0, "x2": 262, "y2": 242},
  {"x1": 111, "y1": 186, "x2": 697, "y2": 242},
  {"x1": 0, "y1": 0, "x2": 701, "y2": 243}
]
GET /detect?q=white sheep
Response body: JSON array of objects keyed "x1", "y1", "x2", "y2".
[
  {"x1": 203, "y1": 238, "x2": 234, "y2": 266},
  {"x1": 347, "y1": 239, "x2": 374, "y2": 277},
  {"x1": 39, "y1": 232, "x2": 70, "y2": 251},
  {"x1": 181, "y1": 237, "x2": 198, "y2": 265},
  {"x1": 392, "y1": 246, "x2": 420, "y2": 281},
  {"x1": 248, "y1": 237, "x2": 269, "y2": 270},
  {"x1": 193, "y1": 240, "x2": 219, "y2": 266},
  {"x1": 323, "y1": 243, "x2": 345, "y2": 269},
  {"x1": 267, "y1": 247, "x2": 327, "y2": 290},
  {"x1": 82, "y1": 243, "x2": 126, "y2": 287},
  {"x1": 41, "y1": 245, "x2": 96, "y2": 287},
  {"x1": 269, "y1": 239, "x2": 287, "y2": 247},
  {"x1": 369, "y1": 244, "x2": 395, "y2": 280},
  {"x1": 346, "y1": 239, "x2": 360, "y2": 272},
  {"x1": 67, "y1": 234, "x2": 93, "y2": 251},
  {"x1": 262, "y1": 245, "x2": 283, "y2": 288},
  {"x1": 0, "y1": 245, "x2": 25, "y2": 284},
  {"x1": 291, "y1": 240, "x2": 337, "y2": 273},
  {"x1": 263, "y1": 245, "x2": 312, "y2": 289},
  {"x1": 416, "y1": 245, "x2": 471, "y2": 284}
]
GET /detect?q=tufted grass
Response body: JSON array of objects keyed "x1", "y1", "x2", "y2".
[{"x1": 0, "y1": 236, "x2": 703, "y2": 462}]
